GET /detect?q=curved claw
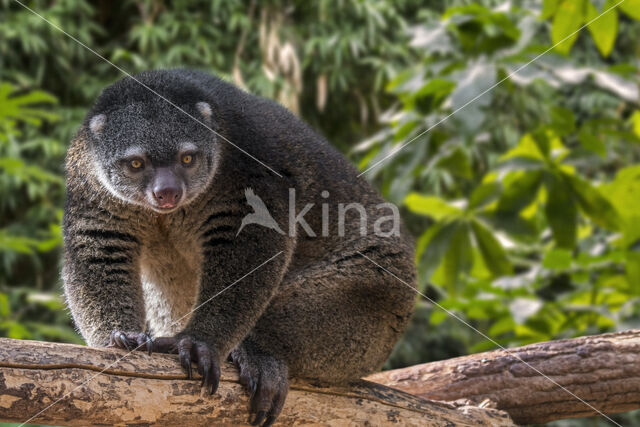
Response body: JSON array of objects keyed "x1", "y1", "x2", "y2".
[
  {"x1": 112, "y1": 332, "x2": 125, "y2": 349},
  {"x1": 244, "y1": 367, "x2": 288, "y2": 427},
  {"x1": 174, "y1": 335, "x2": 219, "y2": 391},
  {"x1": 198, "y1": 360, "x2": 208, "y2": 387},
  {"x1": 248, "y1": 378, "x2": 257, "y2": 398},
  {"x1": 263, "y1": 415, "x2": 277, "y2": 427},
  {"x1": 108, "y1": 330, "x2": 151, "y2": 351},
  {"x1": 193, "y1": 341, "x2": 219, "y2": 394},
  {"x1": 178, "y1": 336, "x2": 193, "y2": 379},
  {"x1": 120, "y1": 332, "x2": 132, "y2": 349},
  {"x1": 251, "y1": 411, "x2": 267, "y2": 426},
  {"x1": 147, "y1": 336, "x2": 154, "y2": 355}
]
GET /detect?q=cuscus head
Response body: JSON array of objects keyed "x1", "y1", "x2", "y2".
[{"x1": 86, "y1": 87, "x2": 220, "y2": 214}]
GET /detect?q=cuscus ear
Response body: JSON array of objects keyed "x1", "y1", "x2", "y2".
[
  {"x1": 89, "y1": 114, "x2": 107, "y2": 137},
  {"x1": 196, "y1": 102, "x2": 214, "y2": 127}
]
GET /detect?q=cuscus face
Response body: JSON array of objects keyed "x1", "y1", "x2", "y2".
[{"x1": 88, "y1": 101, "x2": 219, "y2": 213}]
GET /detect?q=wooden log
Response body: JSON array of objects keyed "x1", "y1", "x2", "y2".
[
  {"x1": 367, "y1": 329, "x2": 640, "y2": 424},
  {"x1": 0, "y1": 338, "x2": 513, "y2": 426}
]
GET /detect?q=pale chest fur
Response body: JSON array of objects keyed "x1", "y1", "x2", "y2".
[{"x1": 139, "y1": 216, "x2": 203, "y2": 337}]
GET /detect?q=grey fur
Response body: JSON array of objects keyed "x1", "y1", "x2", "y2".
[{"x1": 63, "y1": 69, "x2": 416, "y2": 423}]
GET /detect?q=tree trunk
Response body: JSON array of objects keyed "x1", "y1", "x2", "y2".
[
  {"x1": 0, "y1": 338, "x2": 512, "y2": 426},
  {"x1": 367, "y1": 329, "x2": 640, "y2": 424}
]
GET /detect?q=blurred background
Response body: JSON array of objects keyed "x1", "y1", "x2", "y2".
[{"x1": 1, "y1": 0, "x2": 639, "y2": 424}]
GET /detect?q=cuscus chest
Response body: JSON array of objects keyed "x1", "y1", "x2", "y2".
[{"x1": 139, "y1": 214, "x2": 204, "y2": 279}]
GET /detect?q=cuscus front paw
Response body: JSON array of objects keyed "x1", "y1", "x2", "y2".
[
  {"x1": 175, "y1": 334, "x2": 221, "y2": 395},
  {"x1": 107, "y1": 330, "x2": 152, "y2": 352},
  {"x1": 112, "y1": 333, "x2": 220, "y2": 394}
]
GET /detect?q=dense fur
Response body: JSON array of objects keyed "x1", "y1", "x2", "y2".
[{"x1": 63, "y1": 69, "x2": 416, "y2": 424}]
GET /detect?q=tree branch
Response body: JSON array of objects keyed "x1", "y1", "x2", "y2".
[
  {"x1": 367, "y1": 329, "x2": 640, "y2": 424},
  {"x1": 0, "y1": 338, "x2": 512, "y2": 426}
]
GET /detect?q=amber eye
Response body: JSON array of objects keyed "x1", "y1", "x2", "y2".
[
  {"x1": 182, "y1": 154, "x2": 193, "y2": 165},
  {"x1": 130, "y1": 159, "x2": 143, "y2": 169}
]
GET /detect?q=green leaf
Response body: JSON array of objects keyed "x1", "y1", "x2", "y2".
[
  {"x1": 486, "y1": 12, "x2": 521, "y2": 40},
  {"x1": 0, "y1": 231, "x2": 37, "y2": 254},
  {"x1": 471, "y1": 219, "x2": 512, "y2": 276},
  {"x1": 600, "y1": 165, "x2": 640, "y2": 246},
  {"x1": 586, "y1": 0, "x2": 618, "y2": 57},
  {"x1": 405, "y1": 194, "x2": 463, "y2": 220},
  {"x1": 566, "y1": 174, "x2": 621, "y2": 231},
  {"x1": 497, "y1": 171, "x2": 543, "y2": 214},
  {"x1": 550, "y1": 107, "x2": 576, "y2": 136},
  {"x1": 470, "y1": 248, "x2": 492, "y2": 279},
  {"x1": 541, "y1": 0, "x2": 561, "y2": 20},
  {"x1": 417, "y1": 221, "x2": 461, "y2": 286},
  {"x1": 495, "y1": 156, "x2": 545, "y2": 173},
  {"x1": 0, "y1": 321, "x2": 31, "y2": 339},
  {"x1": 430, "y1": 309, "x2": 448, "y2": 325},
  {"x1": 0, "y1": 82, "x2": 58, "y2": 124},
  {"x1": 387, "y1": 68, "x2": 424, "y2": 93},
  {"x1": 530, "y1": 128, "x2": 560, "y2": 159},
  {"x1": 544, "y1": 173, "x2": 577, "y2": 248},
  {"x1": 626, "y1": 250, "x2": 640, "y2": 295},
  {"x1": 631, "y1": 110, "x2": 640, "y2": 138},
  {"x1": 436, "y1": 148, "x2": 473, "y2": 179},
  {"x1": 500, "y1": 133, "x2": 546, "y2": 162},
  {"x1": 489, "y1": 213, "x2": 539, "y2": 238},
  {"x1": 543, "y1": 248, "x2": 573, "y2": 270},
  {"x1": 489, "y1": 316, "x2": 515, "y2": 337},
  {"x1": 469, "y1": 182, "x2": 501, "y2": 210},
  {"x1": 415, "y1": 78, "x2": 456, "y2": 102},
  {"x1": 0, "y1": 294, "x2": 10, "y2": 318},
  {"x1": 578, "y1": 126, "x2": 606, "y2": 157},
  {"x1": 551, "y1": 0, "x2": 585, "y2": 55},
  {"x1": 619, "y1": 0, "x2": 640, "y2": 20},
  {"x1": 441, "y1": 223, "x2": 473, "y2": 293}
]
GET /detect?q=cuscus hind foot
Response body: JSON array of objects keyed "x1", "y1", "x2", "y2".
[{"x1": 231, "y1": 343, "x2": 289, "y2": 427}]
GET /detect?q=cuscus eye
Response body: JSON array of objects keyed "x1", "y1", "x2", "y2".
[
  {"x1": 130, "y1": 159, "x2": 143, "y2": 169},
  {"x1": 182, "y1": 154, "x2": 193, "y2": 165}
]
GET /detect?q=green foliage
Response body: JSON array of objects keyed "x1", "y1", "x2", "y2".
[
  {"x1": 546, "y1": 0, "x2": 638, "y2": 57},
  {"x1": 0, "y1": 0, "x2": 421, "y2": 147},
  {"x1": 0, "y1": 81, "x2": 73, "y2": 342},
  {"x1": 356, "y1": 1, "x2": 640, "y2": 353},
  {"x1": 0, "y1": 82, "x2": 63, "y2": 263}
]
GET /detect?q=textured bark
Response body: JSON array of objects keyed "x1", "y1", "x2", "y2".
[
  {"x1": 367, "y1": 330, "x2": 640, "y2": 424},
  {"x1": 0, "y1": 338, "x2": 512, "y2": 426}
]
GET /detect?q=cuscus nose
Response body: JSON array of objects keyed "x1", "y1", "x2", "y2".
[{"x1": 153, "y1": 186, "x2": 182, "y2": 208}]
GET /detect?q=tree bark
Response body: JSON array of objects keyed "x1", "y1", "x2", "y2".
[
  {"x1": 367, "y1": 329, "x2": 640, "y2": 424},
  {"x1": 0, "y1": 338, "x2": 512, "y2": 426}
]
